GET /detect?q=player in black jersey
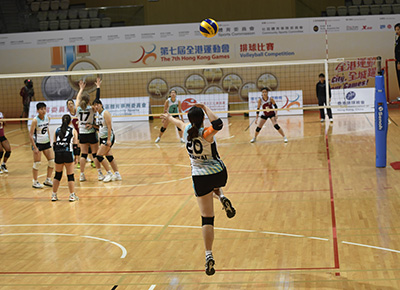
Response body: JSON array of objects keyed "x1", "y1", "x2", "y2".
[{"x1": 51, "y1": 114, "x2": 79, "y2": 202}]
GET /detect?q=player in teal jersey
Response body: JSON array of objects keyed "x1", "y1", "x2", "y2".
[{"x1": 155, "y1": 90, "x2": 185, "y2": 143}]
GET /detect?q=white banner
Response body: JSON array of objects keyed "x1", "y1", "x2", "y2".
[
  {"x1": 28, "y1": 96, "x2": 150, "y2": 126},
  {"x1": 176, "y1": 94, "x2": 229, "y2": 120},
  {"x1": 331, "y1": 88, "x2": 374, "y2": 114},
  {"x1": 248, "y1": 90, "x2": 303, "y2": 117},
  {"x1": 0, "y1": 15, "x2": 396, "y2": 51}
]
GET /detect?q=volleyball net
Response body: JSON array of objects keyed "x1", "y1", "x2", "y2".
[{"x1": 0, "y1": 56, "x2": 379, "y2": 122}]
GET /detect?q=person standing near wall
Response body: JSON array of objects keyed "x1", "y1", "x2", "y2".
[
  {"x1": 316, "y1": 73, "x2": 333, "y2": 122},
  {"x1": 394, "y1": 23, "x2": 400, "y2": 100},
  {"x1": 20, "y1": 79, "x2": 35, "y2": 119}
]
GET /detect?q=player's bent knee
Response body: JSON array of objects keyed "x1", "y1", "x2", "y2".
[
  {"x1": 67, "y1": 174, "x2": 74, "y2": 182},
  {"x1": 54, "y1": 171, "x2": 62, "y2": 181},
  {"x1": 274, "y1": 124, "x2": 280, "y2": 130},
  {"x1": 33, "y1": 161, "x2": 41, "y2": 170},
  {"x1": 92, "y1": 153, "x2": 97, "y2": 159},
  {"x1": 160, "y1": 127, "x2": 166, "y2": 133},
  {"x1": 256, "y1": 127, "x2": 262, "y2": 132},
  {"x1": 96, "y1": 155, "x2": 104, "y2": 162},
  {"x1": 48, "y1": 159, "x2": 55, "y2": 168},
  {"x1": 202, "y1": 216, "x2": 215, "y2": 227},
  {"x1": 5, "y1": 151, "x2": 11, "y2": 158},
  {"x1": 106, "y1": 155, "x2": 114, "y2": 162},
  {"x1": 81, "y1": 153, "x2": 88, "y2": 159}
]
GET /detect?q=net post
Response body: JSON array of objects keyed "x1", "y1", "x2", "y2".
[
  {"x1": 324, "y1": 59, "x2": 330, "y2": 109},
  {"x1": 375, "y1": 56, "x2": 388, "y2": 168}
]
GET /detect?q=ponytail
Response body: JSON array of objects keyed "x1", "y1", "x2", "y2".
[
  {"x1": 59, "y1": 114, "x2": 71, "y2": 139},
  {"x1": 187, "y1": 106, "x2": 204, "y2": 141},
  {"x1": 187, "y1": 123, "x2": 201, "y2": 141}
]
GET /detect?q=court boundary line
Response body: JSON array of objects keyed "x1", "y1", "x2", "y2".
[
  {"x1": 325, "y1": 125, "x2": 340, "y2": 274},
  {"x1": 0, "y1": 266, "x2": 337, "y2": 275}
]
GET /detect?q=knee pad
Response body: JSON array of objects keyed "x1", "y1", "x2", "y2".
[
  {"x1": 0, "y1": 151, "x2": 3, "y2": 159},
  {"x1": 96, "y1": 155, "x2": 104, "y2": 162},
  {"x1": 54, "y1": 171, "x2": 62, "y2": 181},
  {"x1": 33, "y1": 161, "x2": 41, "y2": 170},
  {"x1": 160, "y1": 127, "x2": 166, "y2": 133},
  {"x1": 67, "y1": 174, "x2": 74, "y2": 182},
  {"x1": 81, "y1": 153, "x2": 88, "y2": 159},
  {"x1": 5, "y1": 151, "x2": 11, "y2": 158},
  {"x1": 106, "y1": 155, "x2": 114, "y2": 162},
  {"x1": 202, "y1": 216, "x2": 215, "y2": 227},
  {"x1": 48, "y1": 159, "x2": 55, "y2": 168},
  {"x1": 274, "y1": 124, "x2": 281, "y2": 130},
  {"x1": 256, "y1": 127, "x2": 262, "y2": 133},
  {"x1": 177, "y1": 127, "x2": 182, "y2": 132}
]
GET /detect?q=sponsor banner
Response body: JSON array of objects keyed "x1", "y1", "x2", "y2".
[
  {"x1": 330, "y1": 57, "x2": 377, "y2": 90},
  {"x1": 176, "y1": 94, "x2": 229, "y2": 120},
  {"x1": 28, "y1": 96, "x2": 150, "y2": 126},
  {"x1": 331, "y1": 88, "x2": 374, "y2": 113},
  {"x1": 0, "y1": 15, "x2": 395, "y2": 51},
  {"x1": 248, "y1": 90, "x2": 303, "y2": 117}
]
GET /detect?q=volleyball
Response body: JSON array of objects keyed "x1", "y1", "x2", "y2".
[{"x1": 199, "y1": 18, "x2": 219, "y2": 38}]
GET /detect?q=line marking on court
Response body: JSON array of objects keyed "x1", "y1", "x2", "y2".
[
  {"x1": 61, "y1": 163, "x2": 191, "y2": 189},
  {"x1": 111, "y1": 285, "x2": 118, "y2": 290},
  {"x1": 2, "y1": 224, "x2": 400, "y2": 262},
  {"x1": 342, "y1": 241, "x2": 400, "y2": 254},
  {"x1": 148, "y1": 285, "x2": 156, "y2": 290},
  {"x1": 325, "y1": 125, "x2": 340, "y2": 275},
  {"x1": 0, "y1": 233, "x2": 127, "y2": 258}
]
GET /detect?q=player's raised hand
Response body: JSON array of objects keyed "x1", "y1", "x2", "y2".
[
  {"x1": 79, "y1": 80, "x2": 86, "y2": 90},
  {"x1": 95, "y1": 78, "x2": 102, "y2": 88}
]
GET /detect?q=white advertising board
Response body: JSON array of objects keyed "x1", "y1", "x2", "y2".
[{"x1": 248, "y1": 90, "x2": 303, "y2": 117}]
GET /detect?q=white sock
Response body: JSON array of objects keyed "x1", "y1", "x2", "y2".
[
  {"x1": 205, "y1": 250, "x2": 212, "y2": 257},
  {"x1": 115, "y1": 171, "x2": 120, "y2": 175},
  {"x1": 107, "y1": 171, "x2": 112, "y2": 174},
  {"x1": 97, "y1": 169, "x2": 102, "y2": 174}
]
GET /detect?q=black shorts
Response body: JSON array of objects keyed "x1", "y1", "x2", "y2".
[
  {"x1": 0, "y1": 136, "x2": 7, "y2": 142},
  {"x1": 33, "y1": 142, "x2": 51, "y2": 151},
  {"x1": 79, "y1": 132, "x2": 98, "y2": 144},
  {"x1": 192, "y1": 167, "x2": 228, "y2": 197},
  {"x1": 100, "y1": 136, "x2": 115, "y2": 147},
  {"x1": 261, "y1": 113, "x2": 276, "y2": 120},
  {"x1": 55, "y1": 152, "x2": 74, "y2": 164}
]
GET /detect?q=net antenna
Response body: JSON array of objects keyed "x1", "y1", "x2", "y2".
[{"x1": 324, "y1": 19, "x2": 331, "y2": 109}]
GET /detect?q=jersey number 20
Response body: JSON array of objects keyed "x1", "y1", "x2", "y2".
[{"x1": 186, "y1": 140, "x2": 203, "y2": 155}]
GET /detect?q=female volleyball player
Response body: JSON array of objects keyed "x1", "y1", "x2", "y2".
[
  {"x1": 161, "y1": 103, "x2": 236, "y2": 276},
  {"x1": 250, "y1": 87, "x2": 288, "y2": 143},
  {"x1": 51, "y1": 114, "x2": 79, "y2": 202},
  {"x1": 29, "y1": 102, "x2": 54, "y2": 188},
  {"x1": 75, "y1": 80, "x2": 101, "y2": 181},
  {"x1": 66, "y1": 78, "x2": 101, "y2": 170},
  {"x1": 155, "y1": 89, "x2": 185, "y2": 143},
  {"x1": 91, "y1": 99, "x2": 122, "y2": 183},
  {"x1": 0, "y1": 112, "x2": 11, "y2": 173}
]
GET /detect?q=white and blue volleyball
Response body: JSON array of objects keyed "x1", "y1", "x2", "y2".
[{"x1": 199, "y1": 18, "x2": 219, "y2": 38}]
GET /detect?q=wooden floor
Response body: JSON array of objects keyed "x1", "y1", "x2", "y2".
[{"x1": 1, "y1": 110, "x2": 400, "y2": 289}]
